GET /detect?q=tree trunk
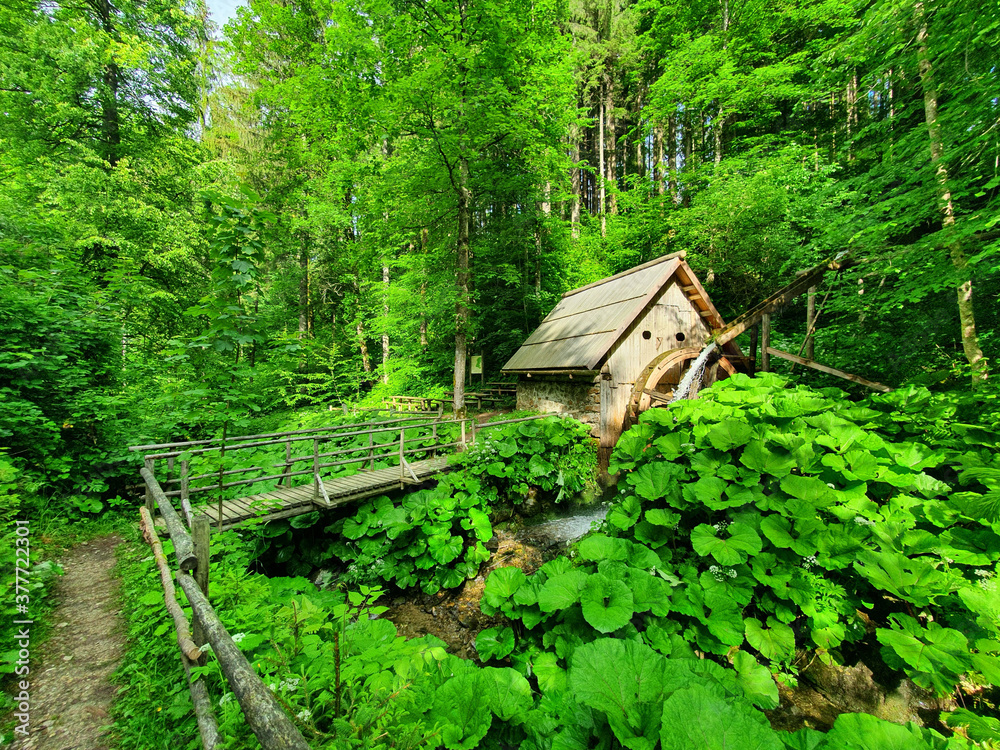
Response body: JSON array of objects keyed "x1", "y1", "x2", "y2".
[
  {"x1": 381, "y1": 263, "x2": 390, "y2": 384},
  {"x1": 667, "y1": 113, "x2": 677, "y2": 200},
  {"x1": 570, "y1": 124, "x2": 581, "y2": 237},
  {"x1": 654, "y1": 124, "x2": 664, "y2": 195},
  {"x1": 98, "y1": 0, "x2": 121, "y2": 166},
  {"x1": 298, "y1": 238, "x2": 309, "y2": 340},
  {"x1": 606, "y1": 78, "x2": 617, "y2": 216},
  {"x1": 453, "y1": 157, "x2": 471, "y2": 415},
  {"x1": 420, "y1": 227, "x2": 429, "y2": 348},
  {"x1": 599, "y1": 95, "x2": 606, "y2": 237},
  {"x1": 353, "y1": 276, "x2": 371, "y2": 373},
  {"x1": 915, "y1": 0, "x2": 987, "y2": 386}
]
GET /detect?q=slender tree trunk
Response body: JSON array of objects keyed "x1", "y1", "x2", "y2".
[
  {"x1": 915, "y1": 0, "x2": 987, "y2": 385},
  {"x1": 453, "y1": 157, "x2": 472, "y2": 415},
  {"x1": 606, "y1": 78, "x2": 618, "y2": 217},
  {"x1": 805, "y1": 286, "x2": 816, "y2": 360},
  {"x1": 352, "y1": 276, "x2": 371, "y2": 373},
  {"x1": 653, "y1": 124, "x2": 664, "y2": 195},
  {"x1": 420, "y1": 227, "x2": 429, "y2": 348},
  {"x1": 667, "y1": 113, "x2": 677, "y2": 200},
  {"x1": 599, "y1": 95, "x2": 606, "y2": 237},
  {"x1": 714, "y1": 110, "x2": 725, "y2": 166},
  {"x1": 98, "y1": 0, "x2": 121, "y2": 166},
  {"x1": 570, "y1": 124, "x2": 581, "y2": 237},
  {"x1": 298, "y1": 237, "x2": 309, "y2": 341},
  {"x1": 381, "y1": 263, "x2": 389, "y2": 384}
]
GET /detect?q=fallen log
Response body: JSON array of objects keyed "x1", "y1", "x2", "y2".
[{"x1": 139, "y1": 506, "x2": 202, "y2": 662}]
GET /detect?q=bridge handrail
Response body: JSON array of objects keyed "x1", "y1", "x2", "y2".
[
  {"x1": 140, "y1": 472, "x2": 310, "y2": 750},
  {"x1": 132, "y1": 414, "x2": 439, "y2": 458}
]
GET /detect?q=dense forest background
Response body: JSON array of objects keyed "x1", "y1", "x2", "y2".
[{"x1": 1, "y1": 0, "x2": 998, "y2": 505}]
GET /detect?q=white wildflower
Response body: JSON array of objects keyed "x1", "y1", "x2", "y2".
[
  {"x1": 802, "y1": 555, "x2": 817, "y2": 570},
  {"x1": 853, "y1": 516, "x2": 875, "y2": 527},
  {"x1": 220, "y1": 693, "x2": 234, "y2": 706},
  {"x1": 296, "y1": 709, "x2": 312, "y2": 722},
  {"x1": 231, "y1": 632, "x2": 247, "y2": 644}
]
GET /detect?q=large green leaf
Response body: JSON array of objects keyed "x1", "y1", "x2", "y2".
[
  {"x1": 733, "y1": 651, "x2": 779, "y2": 709},
  {"x1": 430, "y1": 667, "x2": 494, "y2": 749},
  {"x1": 580, "y1": 573, "x2": 635, "y2": 633},
  {"x1": 744, "y1": 617, "x2": 795, "y2": 661},
  {"x1": 853, "y1": 550, "x2": 956, "y2": 607},
  {"x1": 577, "y1": 534, "x2": 629, "y2": 562},
  {"x1": 482, "y1": 567, "x2": 526, "y2": 610},
  {"x1": 822, "y1": 711, "x2": 943, "y2": 750},
  {"x1": 740, "y1": 441, "x2": 797, "y2": 478},
  {"x1": 481, "y1": 666, "x2": 533, "y2": 722},
  {"x1": 706, "y1": 419, "x2": 755, "y2": 451},
  {"x1": 629, "y1": 461, "x2": 685, "y2": 501},
  {"x1": 877, "y1": 615, "x2": 971, "y2": 694},
  {"x1": 659, "y1": 684, "x2": 783, "y2": 750},
  {"x1": 571, "y1": 639, "x2": 696, "y2": 750},
  {"x1": 475, "y1": 626, "x2": 515, "y2": 661},
  {"x1": 538, "y1": 570, "x2": 590, "y2": 612},
  {"x1": 691, "y1": 522, "x2": 762, "y2": 565}
]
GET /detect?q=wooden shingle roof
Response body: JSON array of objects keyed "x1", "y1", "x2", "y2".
[{"x1": 502, "y1": 252, "x2": 726, "y2": 373}]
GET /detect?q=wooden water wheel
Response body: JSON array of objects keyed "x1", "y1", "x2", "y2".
[{"x1": 624, "y1": 346, "x2": 737, "y2": 430}]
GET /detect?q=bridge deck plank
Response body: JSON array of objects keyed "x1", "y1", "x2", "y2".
[{"x1": 187, "y1": 456, "x2": 452, "y2": 531}]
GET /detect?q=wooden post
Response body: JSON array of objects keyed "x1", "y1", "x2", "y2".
[
  {"x1": 167, "y1": 455, "x2": 175, "y2": 485},
  {"x1": 431, "y1": 423, "x2": 438, "y2": 458},
  {"x1": 180, "y1": 460, "x2": 192, "y2": 528},
  {"x1": 460, "y1": 420, "x2": 467, "y2": 450},
  {"x1": 140, "y1": 467, "x2": 197, "y2": 572},
  {"x1": 748, "y1": 325, "x2": 759, "y2": 375},
  {"x1": 399, "y1": 429, "x2": 405, "y2": 487},
  {"x1": 144, "y1": 457, "x2": 155, "y2": 516},
  {"x1": 282, "y1": 440, "x2": 292, "y2": 487},
  {"x1": 805, "y1": 286, "x2": 816, "y2": 360},
  {"x1": 761, "y1": 315, "x2": 771, "y2": 373},
  {"x1": 191, "y1": 516, "x2": 211, "y2": 660},
  {"x1": 312, "y1": 438, "x2": 320, "y2": 501},
  {"x1": 367, "y1": 430, "x2": 374, "y2": 471}
]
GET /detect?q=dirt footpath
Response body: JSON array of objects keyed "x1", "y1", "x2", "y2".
[{"x1": 10, "y1": 535, "x2": 125, "y2": 750}]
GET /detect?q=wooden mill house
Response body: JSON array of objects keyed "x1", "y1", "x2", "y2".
[{"x1": 501, "y1": 252, "x2": 747, "y2": 470}]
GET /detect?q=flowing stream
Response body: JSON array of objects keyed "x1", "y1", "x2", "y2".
[{"x1": 522, "y1": 504, "x2": 609, "y2": 544}]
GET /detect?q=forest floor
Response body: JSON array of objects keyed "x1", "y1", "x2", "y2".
[
  {"x1": 10, "y1": 535, "x2": 124, "y2": 750},
  {"x1": 385, "y1": 528, "x2": 549, "y2": 659}
]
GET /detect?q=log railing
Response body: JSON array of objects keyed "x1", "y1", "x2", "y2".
[
  {"x1": 132, "y1": 411, "x2": 555, "y2": 748},
  {"x1": 139, "y1": 473, "x2": 310, "y2": 750}
]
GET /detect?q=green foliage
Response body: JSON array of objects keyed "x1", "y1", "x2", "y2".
[
  {"x1": 451, "y1": 416, "x2": 597, "y2": 505},
  {"x1": 478, "y1": 373, "x2": 1000, "y2": 749}
]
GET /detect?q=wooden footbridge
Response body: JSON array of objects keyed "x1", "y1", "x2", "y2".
[{"x1": 131, "y1": 412, "x2": 537, "y2": 532}]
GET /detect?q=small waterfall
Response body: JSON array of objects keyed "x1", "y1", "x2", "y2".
[{"x1": 669, "y1": 341, "x2": 717, "y2": 404}]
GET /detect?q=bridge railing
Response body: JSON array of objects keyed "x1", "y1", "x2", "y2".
[
  {"x1": 138, "y1": 473, "x2": 310, "y2": 750},
  {"x1": 131, "y1": 412, "x2": 553, "y2": 530}
]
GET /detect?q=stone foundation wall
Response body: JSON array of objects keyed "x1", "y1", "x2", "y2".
[{"x1": 516, "y1": 375, "x2": 601, "y2": 435}]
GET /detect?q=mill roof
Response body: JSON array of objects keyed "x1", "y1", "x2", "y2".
[{"x1": 502, "y1": 252, "x2": 727, "y2": 373}]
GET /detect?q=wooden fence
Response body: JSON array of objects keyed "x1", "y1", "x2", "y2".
[{"x1": 132, "y1": 410, "x2": 556, "y2": 748}]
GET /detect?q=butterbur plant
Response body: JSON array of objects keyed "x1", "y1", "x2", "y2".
[
  {"x1": 451, "y1": 415, "x2": 597, "y2": 504},
  {"x1": 599, "y1": 373, "x2": 1000, "y2": 693}
]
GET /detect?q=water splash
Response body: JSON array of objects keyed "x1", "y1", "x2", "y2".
[
  {"x1": 524, "y1": 505, "x2": 609, "y2": 544},
  {"x1": 669, "y1": 341, "x2": 717, "y2": 404}
]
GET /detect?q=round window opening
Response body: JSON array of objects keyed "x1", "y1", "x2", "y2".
[
  {"x1": 642, "y1": 330, "x2": 652, "y2": 340},
  {"x1": 676, "y1": 332, "x2": 686, "y2": 342}
]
